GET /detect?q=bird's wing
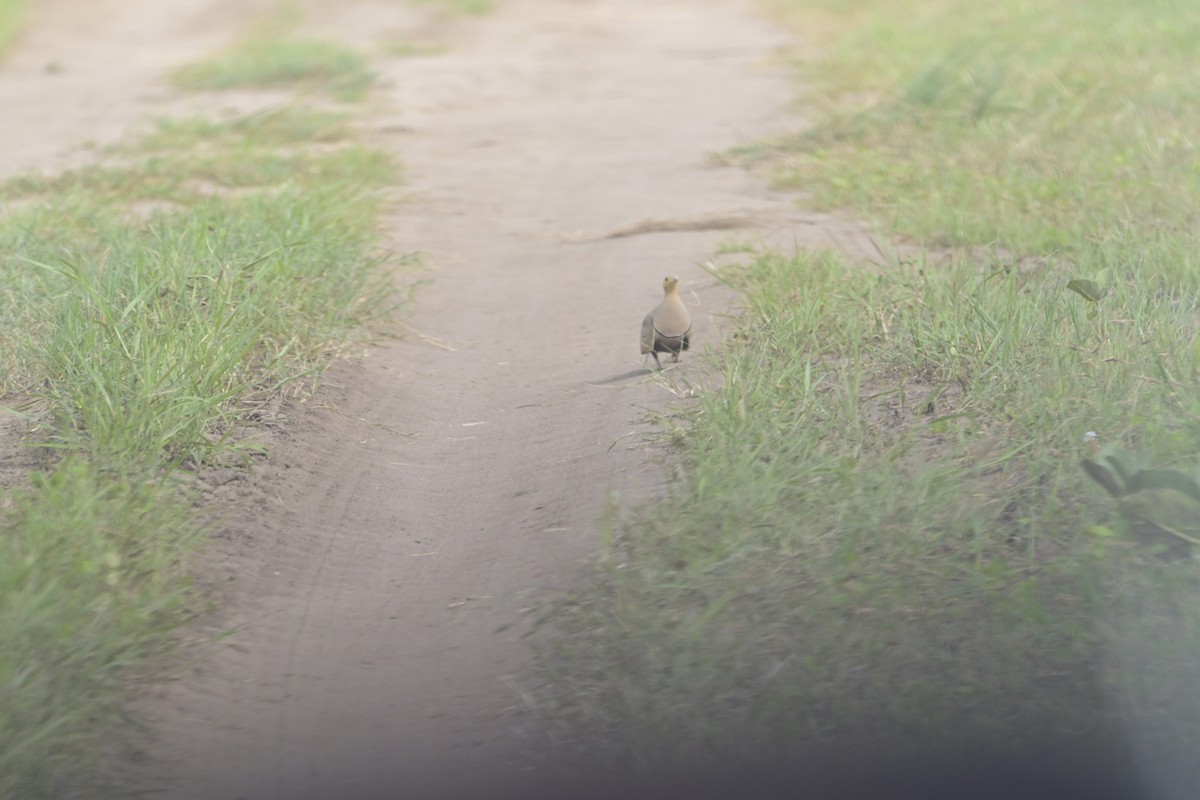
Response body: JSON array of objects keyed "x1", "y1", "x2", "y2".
[{"x1": 640, "y1": 311, "x2": 656, "y2": 354}]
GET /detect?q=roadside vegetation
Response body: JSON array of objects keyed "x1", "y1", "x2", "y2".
[
  {"x1": 539, "y1": 1, "x2": 1200, "y2": 793},
  {"x1": 0, "y1": 105, "x2": 395, "y2": 796}
]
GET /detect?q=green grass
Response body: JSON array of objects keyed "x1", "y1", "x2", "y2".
[
  {"x1": 536, "y1": 0, "x2": 1200, "y2": 791},
  {"x1": 540, "y1": 249, "x2": 1200, "y2": 784},
  {"x1": 0, "y1": 106, "x2": 396, "y2": 797},
  {"x1": 1, "y1": 107, "x2": 393, "y2": 208},
  {"x1": 173, "y1": 37, "x2": 375, "y2": 101},
  {"x1": 0, "y1": 0, "x2": 26, "y2": 56},
  {"x1": 414, "y1": 0, "x2": 494, "y2": 15},
  {"x1": 0, "y1": 461, "x2": 200, "y2": 797},
  {"x1": 3, "y1": 141, "x2": 393, "y2": 207},
  {"x1": 761, "y1": 0, "x2": 1200, "y2": 263},
  {"x1": 135, "y1": 106, "x2": 353, "y2": 149},
  {"x1": 14, "y1": 188, "x2": 389, "y2": 465}
]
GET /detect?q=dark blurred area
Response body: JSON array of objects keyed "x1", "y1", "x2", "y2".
[{"x1": 310, "y1": 745, "x2": 1159, "y2": 800}]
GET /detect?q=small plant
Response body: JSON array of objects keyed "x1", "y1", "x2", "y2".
[
  {"x1": 1082, "y1": 435, "x2": 1200, "y2": 555},
  {"x1": 1065, "y1": 272, "x2": 1110, "y2": 315},
  {"x1": 1066, "y1": 270, "x2": 1112, "y2": 343}
]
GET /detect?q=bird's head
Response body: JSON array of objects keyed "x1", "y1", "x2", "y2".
[{"x1": 662, "y1": 275, "x2": 680, "y2": 293}]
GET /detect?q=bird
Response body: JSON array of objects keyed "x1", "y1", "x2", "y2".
[{"x1": 641, "y1": 275, "x2": 691, "y2": 368}]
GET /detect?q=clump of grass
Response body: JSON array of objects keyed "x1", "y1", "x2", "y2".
[
  {"x1": 712, "y1": 235, "x2": 762, "y2": 255},
  {"x1": 0, "y1": 0, "x2": 27, "y2": 55},
  {"x1": 414, "y1": 0, "x2": 494, "y2": 15},
  {"x1": 0, "y1": 105, "x2": 396, "y2": 797},
  {"x1": 173, "y1": 37, "x2": 375, "y2": 101},
  {"x1": 2, "y1": 108, "x2": 396, "y2": 208},
  {"x1": 20, "y1": 187, "x2": 388, "y2": 469},
  {"x1": 135, "y1": 107, "x2": 352, "y2": 151},
  {"x1": 537, "y1": 249, "x2": 1200, "y2": 787}
]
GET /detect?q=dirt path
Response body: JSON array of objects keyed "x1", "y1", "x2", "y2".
[
  {"x1": 5, "y1": 1, "x2": 870, "y2": 798},
  {"x1": 0, "y1": 0, "x2": 280, "y2": 176}
]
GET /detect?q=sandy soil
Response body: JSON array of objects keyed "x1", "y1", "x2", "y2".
[{"x1": 2, "y1": 1, "x2": 873, "y2": 798}]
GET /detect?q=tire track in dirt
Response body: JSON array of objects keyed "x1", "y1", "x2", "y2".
[{"x1": 5, "y1": 1, "x2": 873, "y2": 798}]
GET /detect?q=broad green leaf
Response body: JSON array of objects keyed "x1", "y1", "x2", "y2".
[
  {"x1": 1066, "y1": 278, "x2": 1107, "y2": 303},
  {"x1": 1125, "y1": 468, "x2": 1200, "y2": 502},
  {"x1": 1082, "y1": 458, "x2": 1123, "y2": 497},
  {"x1": 1119, "y1": 488, "x2": 1200, "y2": 547}
]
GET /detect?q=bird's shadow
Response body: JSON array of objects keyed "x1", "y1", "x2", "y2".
[{"x1": 587, "y1": 367, "x2": 657, "y2": 386}]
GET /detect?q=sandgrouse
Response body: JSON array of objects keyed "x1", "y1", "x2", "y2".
[{"x1": 640, "y1": 275, "x2": 691, "y2": 368}]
